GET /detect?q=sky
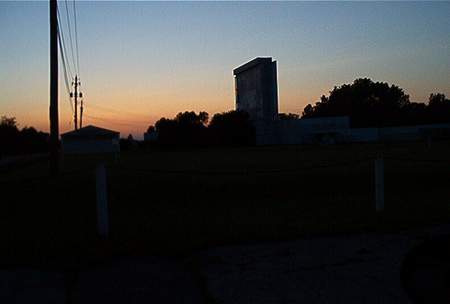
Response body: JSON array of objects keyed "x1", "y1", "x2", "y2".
[{"x1": 1, "y1": 1, "x2": 449, "y2": 139}]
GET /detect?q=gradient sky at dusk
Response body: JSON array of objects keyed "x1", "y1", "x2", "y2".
[{"x1": 1, "y1": 1, "x2": 449, "y2": 138}]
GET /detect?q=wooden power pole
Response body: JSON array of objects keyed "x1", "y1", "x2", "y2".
[
  {"x1": 71, "y1": 75, "x2": 82, "y2": 130},
  {"x1": 80, "y1": 99, "x2": 83, "y2": 129},
  {"x1": 74, "y1": 75, "x2": 78, "y2": 130},
  {"x1": 49, "y1": 0, "x2": 59, "y2": 175}
]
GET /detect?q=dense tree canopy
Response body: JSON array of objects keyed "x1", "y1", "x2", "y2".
[
  {"x1": 427, "y1": 93, "x2": 450, "y2": 124},
  {"x1": 149, "y1": 110, "x2": 255, "y2": 146},
  {"x1": 301, "y1": 78, "x2": 450, "y2": 127},
  {"x1": 154, "y1": 111, "x2": 209, "y2": 146},
  {"x1": 209, "y1": 110, "x2": 255, "y2": 145},
  {"x1": 0, "y1": 116, "x2": 49, "y2": 157},
  {"x1": 302, "y1": 78, "x2": 410, "y2": 127}
]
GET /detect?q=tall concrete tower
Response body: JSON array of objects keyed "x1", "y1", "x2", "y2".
[{"x1": 234, "y1": 57, "x2": 278, "y2": 144}]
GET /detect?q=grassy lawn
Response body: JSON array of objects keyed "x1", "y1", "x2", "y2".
[{"x1": 0, "y1": 141, "x2": 449, "y2": 267}]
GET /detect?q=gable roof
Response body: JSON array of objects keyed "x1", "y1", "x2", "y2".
[{"x1": 61, "y1": 125, "x2": 120, "y2": 140}]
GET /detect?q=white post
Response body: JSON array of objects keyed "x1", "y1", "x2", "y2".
[
  {"x1": 375, "y1": 156, "x2": 384, "y2": 212},
  {"x1": 96, "y1": 163, "x2": 109, "y2": 238}
]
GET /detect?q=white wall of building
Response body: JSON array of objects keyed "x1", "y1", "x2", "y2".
[{"x1": 62, "y1": 139, "x2": 120, "y2": 154}]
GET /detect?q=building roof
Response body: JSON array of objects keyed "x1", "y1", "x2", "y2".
[
  {"x1": 61, "y1": 125, "x2": 120, "y2": 140},
  {"x1": 233, "y1": 57, "x2": 274, "y2": 75}
]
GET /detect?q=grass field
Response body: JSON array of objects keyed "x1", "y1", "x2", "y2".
[{"x1": 1, "y1": 140, "x2": 449, "y2": 267}]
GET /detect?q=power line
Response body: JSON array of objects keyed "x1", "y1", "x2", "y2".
[
  {"x1": 57, "y1": 22, "x2": 71, "y2": 93},
  {"x1": 84, "y1": 114, "x2": 147, "y2": 127},
  {"x1": 73, "y1": 0, "x2": 80, "y2": 76},
  {"x1": 58, "y1": 29, "x2": 74, "y2": 113},
  {"x1": 88, "y1": 103, "x2": 152, "y2": 119},
  {"x1": 57, "y1": 7, "x2": 73, "y2": 80},
  {"x1": 64, "y1": 0, "x2": 77, "y2": 75},
  {"x1": 57, "y1": 16, "x2": 74, "y2": 113}
]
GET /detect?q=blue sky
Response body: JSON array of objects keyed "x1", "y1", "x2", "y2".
[{"x1": 1, "y1": 1, "x2": 449, "y2": 137}]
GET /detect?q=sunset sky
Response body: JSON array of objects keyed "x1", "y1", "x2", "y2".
[{"x1": 1, "y1": 1, "x2": 449, "y2": 138}]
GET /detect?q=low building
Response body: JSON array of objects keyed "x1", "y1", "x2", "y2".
[
  {"x1": 350, "y1": 123, "x2": 450, "y2": 143},
  {"x1": 275, "y1": 116, "x2": 351, "y2": 145},
  {"x1": 61, "y1": 125, "x2": 120, "y2": 154}
]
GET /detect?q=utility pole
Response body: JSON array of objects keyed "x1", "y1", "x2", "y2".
[
  {"x1": 71, "y1": 75, "x2": 82, "y2": 130},
  {"x1": 74, "y1": 75, "x2": 78, "y2": 130},
  {"x1": 49, "y1": 0, "x2": 59, "y2": 176},
  {"x1": 80, "y1": 99, "x2": 83, "y2": 129}
]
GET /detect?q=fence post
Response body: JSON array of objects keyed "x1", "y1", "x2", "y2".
[
  {"x1": 375, "y1": 156, "x2": 385, "y2": 212},
  {"x1": 96, "y1": 163, "x2": 109, "y2": 238}
]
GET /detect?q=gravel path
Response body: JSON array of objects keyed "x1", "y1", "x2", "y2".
[
  {"x1": 2, "y1": 225, "x2": 450, "y2": 304},
  {"x1": 195, "y1": 226, "x2": 450, "y2": 304},
  {"x1": 0, "y1": 257, "x2": 206, "y2": 304}
]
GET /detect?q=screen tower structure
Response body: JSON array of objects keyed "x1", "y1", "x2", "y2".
[{"x1": 233, "y1": 57, "x2": 279, "y2": 144}]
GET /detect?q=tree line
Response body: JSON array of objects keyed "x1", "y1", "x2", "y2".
[
  {"x1": 145, "y1": 110, "x2": 255, "y2": 147},
  {"x1": 147, "y1": 78, "x2": 449, "y2": 146},
  {"x1": 2, "y1": 78, "x2": 449, "y2": 153},
  {"x1": 301, "y1": 78, "x2": 450, "y2": 128},
  {"x1": 0, "y1": 116, "x2": 49, "y2": 157}
]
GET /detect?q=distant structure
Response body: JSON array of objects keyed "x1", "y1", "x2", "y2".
[
  {"x1": 233, "y1": 57, "x2": 349, "y2": 145},
  {"x1": 233, "y1": 57, "x2": 450, "y2": 145},
  {"x1": 61, "y1": 125, "x2": 120, "y2": 154},
  {"x1": 234, "y1": 57, "x2": 278, "y2": 144},
  {"x1": 276, "y1": 116, "x2": 350, "y2": 145}
]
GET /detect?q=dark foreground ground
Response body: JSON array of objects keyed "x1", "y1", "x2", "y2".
[
  {"x1": 0, "y1": 141, "x2": 449, "y2": 302},
  {"x1": 1, "y1": 225, "x2": 450, "y2": 303}
]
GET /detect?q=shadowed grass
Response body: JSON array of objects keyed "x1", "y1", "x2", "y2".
[{"x1": 0, "y1": 140, "x2": 449, "y2": 268}]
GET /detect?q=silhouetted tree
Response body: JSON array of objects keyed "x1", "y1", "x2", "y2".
[
  {"x1": 302, "y1": 78, "x2": 411, "y2": 127},
  {"x1": 402, "y1": 102, "x2": 428, "y2": 125},
  {"x1": 302, "y1": 104, "x2": 314, "y2": 117},
  {"x1": 428, "y1": 93, "x2": 448, "y2": 106},
  {"x1": 155, "y1": 111, "x2": 209, "y2": 146},
  {"x1": 209, "y1": 110, "x2": 255, "y2": 146},
  {"x1": 0, "y1": 116, "x2": 20, "y2": 156},
  {"x1": 0, "y1": 116, "x2": 49, "y2": 157},
  {"x1": 20, "y1": 127, "x2": 48, "y2": 153},
  {"x1": 427, "y1": 93, "x2": 450, "y2": 124},
  {"x1": 120, "y1": 134, "x2": 137, "y2": 150},
  {"x1": 0, "y1": 116, "x2": 18, "y2": 129}
]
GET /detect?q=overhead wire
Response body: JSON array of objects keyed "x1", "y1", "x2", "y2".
[
  {"x1": 73, "y1": 0, "x2": 80, "y2": 77},
  {"x1": 87, "y1": 103, "x2": 152, "y2": 119},
  {"x1": 57, "y1": 7, "x2": 73, "y2": 80},
  {"x1": 58, "y1": 25, "x2": 74, "y2": 113},
  {"x1": 64, "y1": 0, "x2": 77, "y2": 75},
  {"x1": 84, "y1": 115, "x2": 147, "y2": 127},
  {"x1": 57, "y1": 0, "x2": 83, "y2": 124},
  {"x1": 57, "y1": 9, "x2": 74, "y2": 114},
  {"x1": 71, "y1": 0, "x2": 83, "y2": 129}
]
